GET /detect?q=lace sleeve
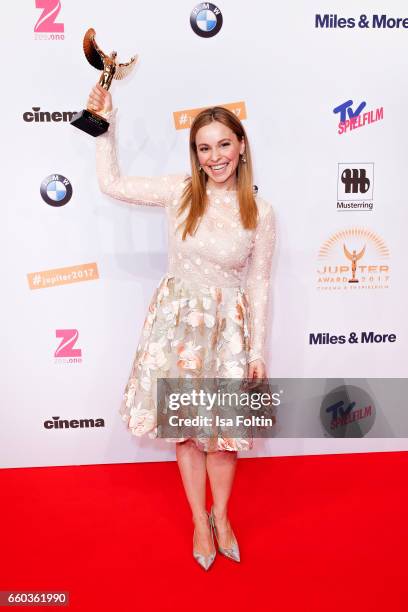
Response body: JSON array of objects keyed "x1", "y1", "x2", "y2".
[
  {"x1": 245, "y1": 202, "x2": 276, "y2": 364},
  {"x1": 95, "y1": 108, "x2": 188, "y2": 207}
]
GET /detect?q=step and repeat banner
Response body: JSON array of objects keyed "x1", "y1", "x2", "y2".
[{"x1": 2, "y1": 1, "x2": 408, "y2": 468}]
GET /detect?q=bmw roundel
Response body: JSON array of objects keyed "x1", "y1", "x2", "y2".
[
  {"x1": 190, "y1": 3, "x2": 223, "y2": 38},
  {"x1": 40, "y1": 174, "x2": 73, "y2": 207}
]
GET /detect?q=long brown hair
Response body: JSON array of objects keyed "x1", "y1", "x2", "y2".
[{"x1": 176, "y1": 106, "x2": 259, "y2": 240}]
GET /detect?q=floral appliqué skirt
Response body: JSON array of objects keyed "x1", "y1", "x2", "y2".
[{"x1": 119, "y1": 272, "x2": 257, "y2": 453}]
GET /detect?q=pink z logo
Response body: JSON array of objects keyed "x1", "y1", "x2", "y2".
[
  {"x1": 55, "y1": 329, "x2": 82, "y2": 358},
  {"x1": 34, "y1": 0, "x2": 64, "y2": 33}
]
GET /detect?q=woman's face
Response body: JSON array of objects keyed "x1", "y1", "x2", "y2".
[{"x1": 195, "y1": 120, "x2": 245, "y2": 190}]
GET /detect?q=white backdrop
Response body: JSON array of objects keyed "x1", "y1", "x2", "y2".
[{"x1": 2, "y1": 0, "x2": 408, "y2": 468}]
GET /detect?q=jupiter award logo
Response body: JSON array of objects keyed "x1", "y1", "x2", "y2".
[
  {"x1": 316, "y1": 228, "x2": 390, "y2": 290},
  {"x1": 190, "y1": 3, "x2": 223, "y2": 37}
]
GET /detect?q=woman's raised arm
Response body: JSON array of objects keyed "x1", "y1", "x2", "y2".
[{"x1": 89, "y1": 83, "x2": 187, "y2": 207}]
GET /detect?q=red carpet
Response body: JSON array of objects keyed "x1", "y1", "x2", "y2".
[{"x1": 2, "y1": 451, "x2": 408, "y2": 611}]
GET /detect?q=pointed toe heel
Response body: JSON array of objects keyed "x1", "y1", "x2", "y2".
[
  {"x1": 192, "y1": 512, "x2": 216, "y2": 571},
  {"x1": 209, "y1": 506, "x2": 241, "y2": 563}
]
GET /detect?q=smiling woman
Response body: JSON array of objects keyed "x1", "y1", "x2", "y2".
[
  {"x1": 177, "y1": 106, "x2": 261, "y2": 241},
  {"x1": 196, "y1": 124, "x2": 244, "y2": 185},
  {"x1": 89, "y1": 81, "x2": 276, "y2": 570}
]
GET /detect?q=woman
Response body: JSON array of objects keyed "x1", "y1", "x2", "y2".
[{"x1": 88, "y1": 82, "x2": 276, "y2": 570}]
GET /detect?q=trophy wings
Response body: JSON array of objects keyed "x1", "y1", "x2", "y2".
[
  {"x1": 114, "y1": 55, "x2": 138, "y2": 80},
  {"x1": 343, "y1": 244, "x2": 366, "y2": 261},
  {"x1": 83, "y1": 27, "x2": 138, "y2": 78},
  {"x1": 83, "y1": 28, "x2": 106, "y2": 70}
]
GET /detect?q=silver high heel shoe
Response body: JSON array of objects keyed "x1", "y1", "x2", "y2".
[
  {"x1": 193, "y1": 511, "x2": 216, "y2": 571},
  {"x1": 209, "y1": 506, "x2": 241, "y2": 563}
]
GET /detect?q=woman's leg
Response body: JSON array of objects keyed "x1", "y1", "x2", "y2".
[
  {"x1": 206, "y1": 450, "x2": 238, "y2": 548},
  {"x1": 176, "y1": 440, "x2": 214, "y2": 555}
]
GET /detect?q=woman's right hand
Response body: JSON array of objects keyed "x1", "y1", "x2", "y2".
[{"x1": 87, "y1": 82, "x2": 113, "y2": 117}]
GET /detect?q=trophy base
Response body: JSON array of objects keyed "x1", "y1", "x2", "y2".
[{"x1": 70, "y1": 109, "x2": 109, "y2": 137}]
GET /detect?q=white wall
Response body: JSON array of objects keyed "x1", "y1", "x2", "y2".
[{"x1": 2, "y1": 1, "x2": 408, "y2": 468}]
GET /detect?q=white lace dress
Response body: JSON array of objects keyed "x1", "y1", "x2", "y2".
[{"x1": 96, "y1": 108, "x2": 276, "y2": 452}]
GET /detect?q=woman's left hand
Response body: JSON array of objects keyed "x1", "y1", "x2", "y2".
[{"x1": 248, "y1": 358, "x2": 267, "y2": 380}]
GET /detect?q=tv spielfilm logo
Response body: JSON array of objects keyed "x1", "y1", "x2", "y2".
[
  {"x1": 337, "y1": 163, "x2": 374, "y2": 211},
  {"x1": 316, "y1": 228, "x2": 390, "y2": 290},
  {"x1": 321, "y1": 384, "x2": 375, "y2": 438}
]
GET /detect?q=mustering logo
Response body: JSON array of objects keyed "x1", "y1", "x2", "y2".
[
  {"x1": 34, "y1": 0, "x2": 64, "y2": 40},
  {"x1": 333, "y1": 100, "x2": 384, "y2": 135},
  {"x1": 40, "y1": 174, "x2": 72, "y2": 207},
  {"x1": 54, "y1": 329, "x2": 82, "y2": 364},
  {"x1": 190, "y1": 3, "x2": 223, "y2": 37},
  {"x1": 337, "y1": 163, "x2": 374, "y2": 211},
  {"x1": 23, "y1": 107, "x2": 76, "y2": 123},
  {"x1": 316, "y1": 227, "x2": 390, "y2": 290}
]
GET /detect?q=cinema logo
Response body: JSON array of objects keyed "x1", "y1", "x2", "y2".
[
  {"x1": 44, "y1": 416, "x2": 105, "y2": 429},
  {"x1": 54, "y1": 329, "x2": 82, "y2": 365},
  {"x1": 337, "y1": 163, "x2": 374, "y2": 211},
  {"x1": 316, "y1": 227, "x2": 390, "y2": 290},
  {"x1": 23, "y1": 107, "x2": 77, "y2": 123},
  {"x1": 173, "y1": 101, "x2": 247, "y2": 130},
  {"x1": 34, "y1": 0, "x2": 65, "y2": 40}
]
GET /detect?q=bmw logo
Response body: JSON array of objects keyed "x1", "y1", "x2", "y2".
[
  {"x1": 190, "y1": 3, "x2": 223, "y2": 38},
  {"x1": 40, "y1": 174, "x2": 73, "y2": 207}
]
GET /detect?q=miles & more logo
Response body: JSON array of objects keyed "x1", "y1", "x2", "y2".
[
  {"x1": 316, "y1": 227, "x2": 390, "y2": 290},
  {"x1": 316, "y1": 14, "x2": 408, "y2": 29}
]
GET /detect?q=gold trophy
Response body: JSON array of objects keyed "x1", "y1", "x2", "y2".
[
  {"x1": 70, "y1": 28, "x2": 138, "y2": 137},
  {"x1": 343, "y1": 244, "x2": 366, "y2": 283}
]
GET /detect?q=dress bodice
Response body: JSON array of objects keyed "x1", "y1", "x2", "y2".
[{"x1": 95, "y1": 108, "x2": 276, "y2": 363}]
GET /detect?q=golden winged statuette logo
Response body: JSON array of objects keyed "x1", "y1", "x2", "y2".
[
  {"x1": 343, "y1": 243, "x2": 366, "y2": 283},
  {"x1": 70, "y1": 27, "x2": 138, "y2": 137}
]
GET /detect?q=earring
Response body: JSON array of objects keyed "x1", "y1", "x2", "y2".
[
  {"x1": 198, "y1": 164, "x2": 202, "y2": 171},
  {"x1": 241, "y1": 154, "x2": 247, "y2": 163}
]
